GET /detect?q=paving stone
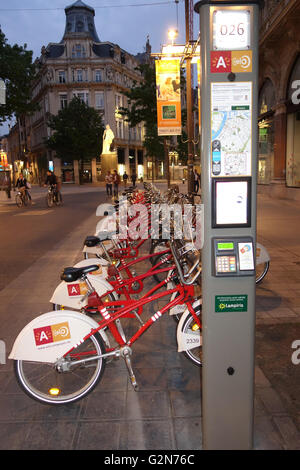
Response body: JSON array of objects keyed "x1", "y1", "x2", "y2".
[
  {"x1": 255, "y1": 366, "x2": 271, "y2": 387},
  {"x1": 75, "y1": 421, "x2": 120, "y2": 450},
  {"x1": 254, "y1": 416, "x2": 285, "y2": 450},
  {"x1": 256, "y1": 387, "x2": 287, "y2": 414},
  {"x1": 173, "y1": 417, "x2": 202, "y2": 450},
  {"x1": 273, "y1": 416, "x2": 300, "y2": 450},
  {"x1": 119, "y1": 419, "x2": 175, "y2": 450}
]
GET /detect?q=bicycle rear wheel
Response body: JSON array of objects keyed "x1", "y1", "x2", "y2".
[
  {"x1": 180, "y1": 305, "x2": 202, "y2": 367},
  {"x1": 14, "y1": 332, "x2": 106, "y2": 405},
  {"x1": 55, "y1": 191, "x2": 63, "y2": 206},
  {"x1": 256, "y1": 261, "x2": 269, "y2": 284}
]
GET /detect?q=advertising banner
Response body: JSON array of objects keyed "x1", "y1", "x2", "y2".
[{"x1": 155, "y1": 59, "x2": 181, "y2": 136}]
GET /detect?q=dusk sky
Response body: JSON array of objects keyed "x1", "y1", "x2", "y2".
[{"x1": 0, "y1": 0, "x2": 197, "y2": 134}]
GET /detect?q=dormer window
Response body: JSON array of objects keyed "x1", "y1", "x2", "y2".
[{"x1": 72, "y1": 44, "x2": 86, "y2": 58}]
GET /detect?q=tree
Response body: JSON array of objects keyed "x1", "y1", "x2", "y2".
[
  {"x1": 0, "y1": 28, "x2": 37, "y2": 123},
  {"x1": 46, "y1": 97, "x2": 104, "y2": 183}
]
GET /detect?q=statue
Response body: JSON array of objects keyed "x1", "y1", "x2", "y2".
[{"x1": 102, "y1": 124, "x2": 115, "y2": 154}]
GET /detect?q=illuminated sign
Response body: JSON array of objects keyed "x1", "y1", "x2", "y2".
[{"x1": 212, "y1": 9, "x2": 251, "y2": 51}]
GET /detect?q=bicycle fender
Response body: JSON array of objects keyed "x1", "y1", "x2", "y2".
[
  {"x1": 74, "y1": 257, "x2": 109, "y2": 269},
  {"x1": 256, "y1": 243, "x2": 271, "y2": 265},
  {"x1": 82, "y1": 245, "x2": 104, "y2": 256},
  {"x1": 177, "y1": 299, "x2": 202, "y2": 353},
  {"x1": 169, "y1": 291, "x2": 186, "y2": 316},
  {"x1": 9, "y1": 310, "x2": 110, "y2": 363},
  {"x1": 50, "y1": 274, "x2": 115, "y2": 309}
]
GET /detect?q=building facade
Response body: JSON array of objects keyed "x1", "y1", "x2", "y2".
[
  {"x1": 258, "y1": 0, "x2": 300, "y2": 199},
  {"x1": 23, "y1": 0, "x2": 147, "y2": 184}
]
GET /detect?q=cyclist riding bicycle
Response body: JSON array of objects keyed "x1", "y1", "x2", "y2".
[
  {"x1": 15, "y1": 173, "x2": 32, "y2": 202},
  {"x1": 44, "y1": 170, "x2": 58, "y2": 194}
]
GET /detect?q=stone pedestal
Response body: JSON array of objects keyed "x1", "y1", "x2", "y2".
[{"x1": 100, "y1": 152, "x2": 118, "y2": 180}]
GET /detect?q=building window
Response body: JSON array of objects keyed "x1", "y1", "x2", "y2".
[
  {"x1": 73, "y1": 91, "x2": 89, "y2": 105},
  {"x1": 115, "y1": 93, "x2": 123, "y2": 109},
  {"x1": 258, "y1": 78, "x2": 276, "y2": 184},
  {"x1": 58, "y1": 71, "x2": 66, "y2": 83},
  {"x1": 116, "y1": 120, "x2": 124, "y2": 139},
  {"x1": 286, "y1": 55, "x2": 300, "y2": 188},
  {"x1": 59, "y1": 94, "x2": 68, "y2": 109},
  {"x1": 72, "y1": 44, "x2": 86, "y2": 58},
  {"x1": 95, "y1": 92, "x2": 104, "y2": 110},
  {"x1": 95, "y1": 70, "x2": 102, "y2": 82},
  {"x1": 77, "y1": 69, "x2": 83, "y2": 82}
]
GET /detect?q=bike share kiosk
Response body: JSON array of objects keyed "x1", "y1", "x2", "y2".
[{"x1": 194, "y1": 0, "x2": 262, "y2": 449}]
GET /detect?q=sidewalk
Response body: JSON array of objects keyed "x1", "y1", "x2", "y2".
[{"x1": 0, "y1": 192, "x2": 299, "y2": 450}]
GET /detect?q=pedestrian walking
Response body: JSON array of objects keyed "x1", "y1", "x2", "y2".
[
  {"x1": 113, "y1": 169, "x2": 121, "y2": 197},
  {"x1": 131, "y1": 171, "x2": 137, "y2": 187},
  {"x1": 123, "y1": 171, "x2": 128, "y2": 187},
  {"x1": 105, "y1": 171, "x2": 113, "y2": 196},
  {"x1": 194, "y1": 169, "x2": 200, "y2": 193}
]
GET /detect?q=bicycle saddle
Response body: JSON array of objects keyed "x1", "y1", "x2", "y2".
[
  {"x1": 61, "y1": 265, "x2": 99, "y2": 282},
  {"x1": 84, "y1": 232, "x2": 115, "y2": 247},
  {"x1": 84, "y1": 235, "x2": 100, "y2": 247}
]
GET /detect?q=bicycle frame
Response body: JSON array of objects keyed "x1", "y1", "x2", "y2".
[{"x1": 63, "y1": 278, "x2": 200, "y2": 363}]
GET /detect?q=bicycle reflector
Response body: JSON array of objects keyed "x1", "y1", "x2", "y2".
[{"x1": 49, "y1": 387, "x2": 61, "y2": 397}]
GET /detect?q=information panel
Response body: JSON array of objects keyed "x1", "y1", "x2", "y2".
[{"x1": 211, "y1": 81, "x2": 252, "y2": 177}]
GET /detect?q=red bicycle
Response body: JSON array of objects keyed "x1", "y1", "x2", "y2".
[{"x1": 11, "y1": 239, "x2": 202, "y2": 405}]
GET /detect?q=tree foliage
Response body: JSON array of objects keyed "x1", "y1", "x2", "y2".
[
  {"x1": 0, "y1": 28, "x2": 37, "y2": 123},
  {"x1": 46, "y1": 96, "x2": 104, "y2": 166}
]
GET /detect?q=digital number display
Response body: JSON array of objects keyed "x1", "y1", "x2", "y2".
[
  {"x1": 217, "y1": 242, "x2": 234, "y2": 251},
  {"x1": 212, "y1": 9, "x2": 251, "y2": 51}
]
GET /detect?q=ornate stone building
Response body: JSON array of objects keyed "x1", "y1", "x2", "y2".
[
  {"x1": 258, "y1": 0, "x2": 300, "y2": 199},
  {"x1": 27, "y1": 0, "x2": 148, "y2": 183}
]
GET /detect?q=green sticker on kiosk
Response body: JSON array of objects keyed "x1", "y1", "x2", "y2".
[{"x1": 215, "y1": 295, "x2": 248, "y2": 313}]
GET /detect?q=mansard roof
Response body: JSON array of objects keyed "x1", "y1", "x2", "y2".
[{"x1": 63, "y1": 0, "x2": 100, "y2": 42}]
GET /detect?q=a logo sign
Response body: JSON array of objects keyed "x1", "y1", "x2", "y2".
[
  {"x1": 231, "y1": 51, "x2": 252, "y2": 73},
  {"x1": 211, "y1": 50, "x2": 252, "y2": 73},
  {"x1": 34, "y1": 322, "x2": 71, "y2": 346},
  {"x1": 67, "y1": 283, "x2": 88, "y2": 297},
  {"x1": 215, "y1": 295, "x2": 248, "y2": 313},
  {"x1": 211, "y1": 51, "x2": 231, "y2": 73}
]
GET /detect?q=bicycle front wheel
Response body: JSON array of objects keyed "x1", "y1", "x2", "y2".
[
  {"x1": 15, "y1": 194, "x2": 23, "y2": 207},
  {"x1": 46, "y1": 193, "x2": 54, "y2": 208},
  {"x1": 14, "y1": 332, "x2": 106, "y2": 405}
]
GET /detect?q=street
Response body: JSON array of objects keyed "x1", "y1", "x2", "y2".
[{"x1": 0, "y1": 185, "x2": 299, "y2": 450}]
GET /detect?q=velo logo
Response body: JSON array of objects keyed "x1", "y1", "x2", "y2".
[{"x1": 34, "y1": 322, "x2": 71, "y2": 347}]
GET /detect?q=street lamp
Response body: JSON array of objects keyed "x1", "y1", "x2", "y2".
[{"x1": 168, "y1": 28, "x2": 178, "y2": 45}]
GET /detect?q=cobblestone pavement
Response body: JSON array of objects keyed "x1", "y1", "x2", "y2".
[{"x1": 0, "y1": 188, "x2": 299, "y2": 450}]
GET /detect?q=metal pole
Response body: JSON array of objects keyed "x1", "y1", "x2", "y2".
[
  {"x1": 164, "y1": 137, "x2": 170, "y2": 188},
  {"x1": 185, "y1": 0, "x2": 194, "y2": 194}
]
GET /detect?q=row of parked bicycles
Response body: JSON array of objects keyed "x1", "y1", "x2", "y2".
[{"x1": 9, "y1": 183, "x2": 270, "y2": 405}]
